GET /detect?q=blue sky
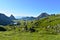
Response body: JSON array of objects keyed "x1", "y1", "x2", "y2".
[{"x1": 0, "y1": 0, "x2": 60, "y2": 17}]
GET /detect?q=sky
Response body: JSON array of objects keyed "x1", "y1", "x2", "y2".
[{"x1": 0, "y1": 0, "x2": 60, "y2": 17}]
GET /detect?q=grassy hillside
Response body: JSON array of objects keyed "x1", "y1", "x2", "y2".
[
  {"x1": 33, "y1": 15, "x2": 60, "y2": 34},
  {"x1": 0, "y1": 15, "x2": 60, "y2": 40},
  {"x1": 35, "y1": 15, "x2": 60, "y2": 27}
]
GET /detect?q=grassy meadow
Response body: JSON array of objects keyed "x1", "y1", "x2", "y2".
[
  {"x1": 0, "y1": 15, "x2": 60, "y2": 40},
  {"x1": 0, "y1": 31, "x2": 60, "y2": 40}
]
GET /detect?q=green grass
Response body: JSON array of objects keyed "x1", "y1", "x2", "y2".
[
  {"x1": 0, "y1": 31, "x2": 60, "y2": 40},
  {"x1": 0, "y1": 15, "x2": 60, "y2": 40}
]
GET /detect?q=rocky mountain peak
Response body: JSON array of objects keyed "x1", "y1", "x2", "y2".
[{"x1": 10, "y1": 14, "x2": 16, "y2": 20}]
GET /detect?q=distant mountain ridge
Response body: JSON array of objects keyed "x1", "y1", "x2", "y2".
[
  {"x1": 18, "y1": 12, "x2": 50, "y2": 20},
  {"x1": 20, "y1": 17, "x2": 36, "y2": 20},
  {"x1": 0, "y1": 13, "x2": 14, "y2": 25},
  {"x1": 0, "y1": 12, "x2": 54, "y2": 25}
]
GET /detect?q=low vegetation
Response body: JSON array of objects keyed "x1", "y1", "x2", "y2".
[{"x1": 0, "y1": 14, "x2": 60, "y2": 40}]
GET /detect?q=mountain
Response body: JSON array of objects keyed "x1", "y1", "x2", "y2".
[
  {"x1": 10, "y1": 14, "x2": 16, "y2": 20},
  {"x1": 17, "y1": 13, "x2": 49, "y2": 20},
  {"x1": 20, "y1": 17, "x2": 36, "y2": 20},
  {"x1": 16, "y1": 12, "x2": 50, "y2": 20},
  {"x1": 0, "y1": 13, "x2": 13, "y2": 25},
  {"x1": 37, "y1": 12, "x2": 50, "y2": 19}
]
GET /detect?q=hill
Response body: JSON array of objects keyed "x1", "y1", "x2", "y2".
[
  {"x1": 0, "y1": 14, "x2": 60, "y2": 40},
  {"x1": 33, "y1": 14, "x2": 60, "y2": 34}
]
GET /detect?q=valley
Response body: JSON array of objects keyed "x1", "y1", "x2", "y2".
[{"x1": 0, "y1": 13, "x2": 60, "y2": 40}]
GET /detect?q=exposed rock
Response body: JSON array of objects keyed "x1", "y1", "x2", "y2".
[{"x1": 10, "y1": 14, "x2": 16, "y2": 20}]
